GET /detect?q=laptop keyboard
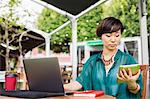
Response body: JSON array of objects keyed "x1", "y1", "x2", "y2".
[{"x1": 0, "y1": 90, "x2": 65, "y2": 98}]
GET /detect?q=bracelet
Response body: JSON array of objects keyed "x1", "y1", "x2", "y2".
[{"x1": 128, "y1": 83, "x2": 139, "y2": 91}]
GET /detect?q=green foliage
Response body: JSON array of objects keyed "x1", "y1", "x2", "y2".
[
  {"x1": 78, "y1": 6, "x2": 103, "y2": 41},
  {"x1": 36, "y1": 8, "x2": 70, "y2": 52},
  {"x1": 37, "y1": 8, "x2": 68, "y2": 32}
]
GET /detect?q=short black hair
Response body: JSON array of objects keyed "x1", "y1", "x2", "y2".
[{"x1": 96, "y1": 17, "x2": 124, "y2": 37}]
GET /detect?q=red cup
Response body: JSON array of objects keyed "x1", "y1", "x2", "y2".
[{"x1": 5, "y1": 74, "x2": 17, "y2": 91}]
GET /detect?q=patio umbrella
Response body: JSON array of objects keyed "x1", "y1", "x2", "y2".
[{"x1": 41, "y1": 0, "x2": 99, "y2": 15}]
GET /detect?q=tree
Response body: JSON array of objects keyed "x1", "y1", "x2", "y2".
[{"x1": 0, "y1": 0, "x2": 26, "y2": 72}]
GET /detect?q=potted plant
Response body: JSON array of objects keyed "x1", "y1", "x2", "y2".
[{"x1": 0, "y1": 0, "x2": 28, "y2": 90}]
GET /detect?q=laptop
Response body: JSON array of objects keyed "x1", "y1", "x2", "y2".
[{"x1": 0, "y1": 57, "x2": 73, "y2": 98}]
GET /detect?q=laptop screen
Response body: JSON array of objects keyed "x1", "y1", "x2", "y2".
[{"x1": 23, "y1": 57, "x2": 65, "y2": 93}]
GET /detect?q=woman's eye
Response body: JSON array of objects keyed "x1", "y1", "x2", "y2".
[
  {"x1": 116, "y1": 35, "x2": 120, "y2": 37},
  {"x1": 106, "y1": 35, "x2": 111, "y2": 37}
]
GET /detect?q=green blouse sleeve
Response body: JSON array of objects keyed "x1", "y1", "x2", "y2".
[{"x1": 76, "y1": 56, "x2": 96, "y2": 90}]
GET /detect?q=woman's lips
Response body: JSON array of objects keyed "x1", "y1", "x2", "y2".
[{"x1": 109, "y1": 44, "x2": 116, "y2": 47}]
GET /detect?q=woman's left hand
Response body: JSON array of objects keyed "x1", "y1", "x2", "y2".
[{"x1": 117, "y1": 68, "x2": 141, "y2": 84}]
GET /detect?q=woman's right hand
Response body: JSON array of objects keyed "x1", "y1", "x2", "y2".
[{"x1": 64, "y1": 81, "x2": 82, "y2": 91}]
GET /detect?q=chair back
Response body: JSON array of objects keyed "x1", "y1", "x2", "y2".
[
  {"x1": 61, "y1": 66, "x2": 72, "y2": 84},
  {"x1": 140, "y1": 65, "x2": 148, "y2": 99}
]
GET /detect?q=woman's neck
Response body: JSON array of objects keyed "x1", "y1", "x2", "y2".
[{"x1": 102, "y1": 48, "x2": 117, "y2": 60}]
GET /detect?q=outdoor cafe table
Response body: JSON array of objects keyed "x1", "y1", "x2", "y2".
[{"x1": 0, "y1": 95, "x2": 115, "y2": 99}]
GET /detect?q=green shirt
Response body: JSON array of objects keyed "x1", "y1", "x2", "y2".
[{"x1": 76, "y1": 49, "x2": 143, "y2": 99}]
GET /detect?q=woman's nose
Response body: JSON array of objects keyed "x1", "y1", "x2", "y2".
[{"x1": 110, "y1": 36, "x2": 116, "y2": 42}]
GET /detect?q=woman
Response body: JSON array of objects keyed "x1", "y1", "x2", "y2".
[{"x1": 64, "y1": 17, "x2": 143, "y2": 98}]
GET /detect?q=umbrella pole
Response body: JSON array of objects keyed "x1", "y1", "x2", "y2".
[
  {"x1": 71, "y1": 18, "x2": 78, "y2": 80},
  {"x1": 45, "y1": 37, "x2": 50, "y2": 57}
]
